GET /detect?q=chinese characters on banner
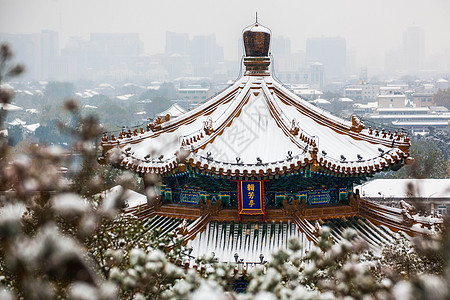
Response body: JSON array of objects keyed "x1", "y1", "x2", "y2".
[{"x1": 238, "y1": 180, "x2": 265, "y2": 219}]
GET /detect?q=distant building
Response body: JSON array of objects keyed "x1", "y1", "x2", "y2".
[
  {"x1": 344, "y1": 88, "x2": 362, "y2": 101},
  {"x1": 306, "y1": 37, "x2": 346, "y2": 78},
  {"x1": 291, "y1": 84, "x2": 323, "y2": 100},
  {"x1": 377, "y1": 95, "x2": 407, "y2": 108},
  {"x1": 436, "y1": 79, "x2": 449, "y2": 90},
  {"x1": 157, "y1": 103, "x2": 186, "y2": 118},
  {"x1": 379, "y1": 86, "x2": 405, "y2": 95},
  {"x1": 271, "y1": 36, "x2": 291, "y2": 57},
  {"x1": 310, "y1": 62, "x2": 324, "y2": 89},
  {"x1": 357, "y1": 179, "x2": 450, "y2": 215},
  {"x1": 40, "y1": 30, "x2": 59, "y2": 79},
  {"x1": 270, "y1": 36, "x2": 304, "y2": 84},
  {"x1": 177, "y1": 86, "x2": 212, "y2": 106},
  {"x1": 412, "y1": 92, "x2": 434, "y2": 107},
  {"x1": 189, "y1": 34, "x2": 224, "y2": 77},
  {"x1": 0, "y1": 31, "x2": 59, "y2": 80},
  {"x1": 402, "y1": 26, "x2": 425, "y2": 74},
  {"x1": 353, "y1": 102, "x2": 377, "y2": 115},
  {"x1": 165, "y1": 32, "x2": 190, "y2": 56},
  {"x1": 165, "y1": 32, "x2": 224, "y2": 79},
  {"x1": 368, "y1": 107, "x2": 450, "y2": 134},
  {"x1": 344, "y1": 84, "x2": 379, "y2": 101}
]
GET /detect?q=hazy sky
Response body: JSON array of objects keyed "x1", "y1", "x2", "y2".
[{"x1": 1, "y1": 0, "x2": 449, "y2": 70}]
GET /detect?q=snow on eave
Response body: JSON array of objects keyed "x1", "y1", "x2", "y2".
[{"x1": 102, "y1": 75, "x2": 411, "y2": 177}]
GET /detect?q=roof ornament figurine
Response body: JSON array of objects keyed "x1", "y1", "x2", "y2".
[{"x1": 100, "y1": 19, "x2": 442, "y2": 264}]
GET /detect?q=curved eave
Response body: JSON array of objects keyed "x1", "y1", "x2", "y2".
[
  {"x1": 272, "y1": 83, "x2": 411, "y2": 151},
  {"x1": 107, "y1": 146, "x2": 409, "y2": 178}
]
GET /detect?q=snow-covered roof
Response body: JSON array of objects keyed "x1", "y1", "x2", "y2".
[
  {"x1": 357, "y1": 179, "x2": 450, "y2": 199},
  {"x1": 23, "y1": 123, "x2": 40, "y2": 132},
  {"x1": 8, "y1": 118, "x2": 26, "y2": 126},
  {"x1": 0, "y1": 103, "x2": 22, "y2": 111},
  {"x1": 338, "y1": 97, "x2": 354, "y2": 102},
  {"x1": 354, "y1": 102, "x2": 377, "y2": 109},
  {"x1": 187, "y1": 215, "x2": 397, "y2": 262},
  {"x1": 429, "y1": 106, "x2": 448, "y2": 112},
  {"x1": 25, "y1": 108, "x2": 39, "y2": 114},
  {"x1": 116, "y1": 94, "x2": 135, "y2": 101},
  {"x1": 293, "y1": 89, "x2": 323, "y2": 96},
  {"x1": 391, "y1": 120, "x2": 449, "y2": 126},
  {"x1": 178, "y1": 88, "x2": 209, "y2": 92},
  {"x1": 102, "y1": 71, "x2": 411, "y2": 177},
  {"x1": 97, "y1": 83, "x2": 115, "y2": 88},
  {"x1": 101, "y1": 185, "x2": 147, "y2": 209},
  {"x1": 0, "y1": 83, "x2": 14, "y2": 90},
  {"x1": 378, "y1": 95, "x2": 406, "y2": 98},
  {"x1": 380, "y1": 86, "x2": 402, "y2": 90},
  {"x1": 310, "y1": 98, "x2": 330, "y2": 105},
  {"x1": 22, "y1": 90, "x2": 33, "y2": 96},
  {"x1": 157, "y1": 103, "x2": 186, "y2": 118},
  {"x1": 377, "y1": 107, "x2": 429, "y2": 112},
  {"x1": 370, "y1": 114, "x2": 450, "y2": 120}
]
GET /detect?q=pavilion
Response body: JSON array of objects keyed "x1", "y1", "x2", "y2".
[{"x1": 100, "y1": 21, "x2": 441, "y2": 262}]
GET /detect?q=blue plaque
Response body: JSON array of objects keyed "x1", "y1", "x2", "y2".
[{"x1": 239, "y1": 181, "x2": 265, "y2": 215}]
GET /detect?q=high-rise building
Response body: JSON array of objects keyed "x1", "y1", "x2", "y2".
[
  {"x1": 189, "y1": 34, "x2": 223, "y2": 67},
  {"x1": 402, "y1": 26, "x2": 425, "y2": 74},
  {"x1": 165, "y1": 32, "x2": 189, "y2": 56},
  {"x1": 89, "y1": 33, "x2": 142, "y2": 58},
  {"x1": 306, "y1": 37, "x2": 346, "y2": 78},
  {"x1": 271, "y1": 36, "x2": 291, "y2": 57},
  {"x1": 0, "y1": 31, "x2": 60, "y2": 80},
  {"x1": 40, "y1": 30, "x2": 59, "y2": 79},
  {"x1": 164, "y1": 32, "x2": 224, "y2": 78}
]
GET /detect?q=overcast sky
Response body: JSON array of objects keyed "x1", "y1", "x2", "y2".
[{"x1": 1, "y1": 0, "x2": 449, "y2": 70}]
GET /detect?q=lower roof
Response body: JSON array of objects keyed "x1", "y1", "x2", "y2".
[
  {"x1": 187, "y1": 217, "x2": 396, "y2": 263},
  {"x1": 357, "y1": 179, "x2": 450, "y2": 199}
]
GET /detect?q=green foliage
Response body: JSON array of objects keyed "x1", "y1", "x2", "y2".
[
  {"x1": 139, "y1": 83, "x2": 176, "y2": 116},
  {"x1": 34, "y1": 119, "x2": 72, "y2": 145},
  {"x1": 380, "y1": 233, "x2": 444, "y2": 279},
  {"x1": 7, "y1": 125, "x2": 23, "y2": 146},
  {"x1": 376, "y1": 133, "x2": 450, "y2": 179},
  {"x1": 0, "y1": 43, "x2": 25, "y2": 83},
  {"x1": 96, "y1": 102, "x2": 138, "y2": 132},
  {"x1": 433, "y1": 88, "x2": 450, "y2": 109},
  {"x1": 44, "y1": 81, "x2": 75, "y2": 99},
  {"x1": 144, "y1": 95, "x2": 172, "y2": 117}
]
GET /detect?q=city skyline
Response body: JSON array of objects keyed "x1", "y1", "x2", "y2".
[{"x1": 1, "y1": 0, "x2": 449, "y2": 76}]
